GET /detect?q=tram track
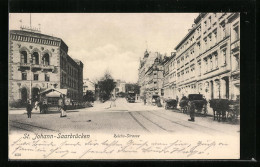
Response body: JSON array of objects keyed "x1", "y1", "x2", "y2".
[
  {"x1": 9, "y1": 120, "x2": 58, "y2": 133},
  {"x1": 149, "y1": 110, "x2": 229, "y2": 135},
  {"x1": 128, "y1": 112, "x2": 150, "y2": 133},
  {"x1": 135, "y1": 112, "x2": 172, "y2": 132}
]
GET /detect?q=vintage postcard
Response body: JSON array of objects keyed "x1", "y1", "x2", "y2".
[{"x1": 8, "y1": 13, "x2": 240, "y2": 159}]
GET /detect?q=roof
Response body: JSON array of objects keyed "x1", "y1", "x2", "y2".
[
  {"x1": 39, "y1": 88, "x2": 68, "y2": 96},
  {"x1": 10, "y1": 30, "x2": 61, "y2": 41},
  {"x1": 174, "y1": 27, "x2": 196, "y2": 50}
]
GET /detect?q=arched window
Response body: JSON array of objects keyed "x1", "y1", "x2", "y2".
[
  {"x1": 20, "y1": 51, "x2": 27, "y2": 63},
  {"x1": 32, "y1": 52, "x2": 39, "y2": 64},
  {"x1": 42, "y1": 53, "x2": 50, "y2": 65}
]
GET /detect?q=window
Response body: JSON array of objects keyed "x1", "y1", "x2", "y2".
[
  {"x1": 42, "y1": 53, "x2": 50, "y2": 65},
  {"x1": 214, "y1": 30, "x2": 217, "y2": 44},
  {"x1": 34, "y1": 74, "x2": 39, "y2": 80},
  {"x1": 154, "y1": 81, "x2": 157, "y2": 84},
  {"x1": 197, "y1": 42, "x2": 201, "y2": 49},
  {"x1": 234, "y1": 26, "x2": 239, "y2": 41},
  {"x1": 209, "y1": 34, "x2": 212, "y2": 43},
  {"x1": 20, "y1": 51, "x2": 27, "y2": 63},
  {"x1": 222, "y1": 49, "x2": 227, "y2": 65},
  {"x1": 48, "y1": 97, "x2": 59, "y2": 105},
  {"x1": 45, "y1": 74, "x2": 50, "y2": 81},
  {"x1": 204, "y1": 21, "x2": 207, "y2": 28},
  {"x1": 234, "y1": 54, "x2": 240, "y2": 70},
  {"x1": 210, "y1": 57, "x2": 213, "y2": 70},
  {"x1": 32, "y1": 52, "x2": 39, "y2": 65},
  {"x1": 215, "y1": 54, "x2": 218, "y2": 67},
  {"x1": 22, "y1": 73, "x2": 27, "y2": 80},
  {"x1": 205, "y1": 58, "x2": 208, "y2": 72},
  {"x1": 204, "y1": 38, "x2": 207, "y2": 49},
  {"x1": 197, "y1": 61, "x2": 201, "y2": 75}
]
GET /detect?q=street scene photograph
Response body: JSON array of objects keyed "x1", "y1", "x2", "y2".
[{"x1": 8, "y1": 13, "x2": 240, "y2": 159}]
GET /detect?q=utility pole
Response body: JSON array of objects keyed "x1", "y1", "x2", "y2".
[
  {"x1": 30, "y1": 13, "x2": 31, "y2": 30},
  {"x1": 30, "y1": 54, "x2": 33, "y2": 103}
]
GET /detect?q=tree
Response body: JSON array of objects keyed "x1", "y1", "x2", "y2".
[
  {"x1": 98, "y1": 71, "x2": 116, "y2": 102},
  {"x1": 83, "y1": 90, "x2": 95, "y2": 102}
]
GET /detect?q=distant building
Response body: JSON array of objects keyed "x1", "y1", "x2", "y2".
[
  {"x1": 9, "y1": 30, "x2": 84, "y2": 103},
  {"x1": 138, "y1": 50, "x2": 164, "y2": 99},
  {"x1": 113, "y1": 79, "x2": 126, "y2": 96},
  {"x1": 83, "y1": 78, "x2": 95, "y2": 95}
]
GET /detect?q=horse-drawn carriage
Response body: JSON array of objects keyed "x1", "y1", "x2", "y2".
[
  {"x1": 164, "y1": 99, "x2": 178, "y2": 110},
  {"x1": 209, "y1": 98, "x2": 240, "y2": 122},
  {"x1": 179, "y1": 94, "x2": 208, "y2": 115}
]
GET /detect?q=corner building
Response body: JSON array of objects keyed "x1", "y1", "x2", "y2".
[
  {"x1": 174, "y1": 13, "x2": 240, "y2": 100},
  {"x1": 9, "y1": 30, "x2": 84, "y2": 103}
]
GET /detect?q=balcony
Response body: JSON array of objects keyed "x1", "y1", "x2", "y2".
[
  {"x1": 41, "y1": 64, "x2": 55, "y2": 72},
  {"x1": 18, "y1": 63, "x2": 55, "y2": 72},
  {"x1": 18, "y1": 63, "x2": 30, "y2": 70}
]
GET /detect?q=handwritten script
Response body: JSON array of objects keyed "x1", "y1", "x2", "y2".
[{"x1": 8, "y1": 132, "x2": 234, "y2": 159}]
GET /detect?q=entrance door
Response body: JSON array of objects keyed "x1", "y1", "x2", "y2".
[
  {"x1": 210, "y1": 81, "x2": 214, "y2": 99},
  {"x1": 21, "y1": 88, "x2": 27, "y2": 103},
  {"x1": 32, "y1": 88, "x2": 40, "y2": 101}
]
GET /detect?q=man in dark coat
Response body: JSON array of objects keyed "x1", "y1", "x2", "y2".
[{"x1": 26, "y1": 100, "x2": 32, "y2": 118}]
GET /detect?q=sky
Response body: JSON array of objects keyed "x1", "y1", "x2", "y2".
[{"x1": 9, "y1": 13, "x2": 199, "y2": 83}]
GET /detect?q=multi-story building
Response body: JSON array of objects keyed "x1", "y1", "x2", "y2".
[
  {"x1": 145, "y1": 57, "x2": 164, "y2": 98},
  {"x1": 138, "y1": 50, "x2": 164, "y2": 100},
  {"x1": 162, "y1": 52, "x2": 177, "y2": 99},
  {"x1": 9, "y1": 30, "x2": 84, "y2": 103},
  {"x1": 174, "y1": 13, "x2": 240, "y2": 100}
]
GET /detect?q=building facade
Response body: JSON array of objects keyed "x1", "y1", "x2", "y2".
[
  {"x1": 138, "y1": 50, "x2": 164, "y2": 100},
  {"x1": 162, "y1": 52, "x2": 177, "y2": 99},
  {"x1": 173, "y1": 13, "x2": 240, "y2": 100},
  {"x1": 9, "y1": 30, "x2": 84, "y2": 103},
  {"x1": 83, "y1": 78, "x2": 95, "y2": 95}
]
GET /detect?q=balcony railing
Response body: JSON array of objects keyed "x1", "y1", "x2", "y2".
[
  {"x1": 18, "y1": 63, "x2": 55, "y2": 72},
  {"x1": 18, "y1": 63, "x2": 30, "y2": 70}
]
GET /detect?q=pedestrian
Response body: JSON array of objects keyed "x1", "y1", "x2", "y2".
[
  {"x1": 59, "y1": 95, "x2": 67, "y2": 117},
  {"x1": 34, "y1": 100, "x2": 39, "y2": 111},
  {"x1": 110, "y1": 94, "x2": 116, "y2": 108},
  {"x1": 188, "y1": 101, "x2": 195, "y2": 122},
  {"x1": 39, "y1": 100, "x2": 42, "y2": 113},
  {"x1": 156, "y1": 97, "x2": 162, "y2": 107},
  {"x1": 143, "y1": 95, "x2": 147, "y2": 105},
  {"x1": 26, "y1": 100, "x2": 32, "y2": 118}
]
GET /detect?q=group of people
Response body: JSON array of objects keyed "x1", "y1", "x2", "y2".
[
  {"x1": 142, "y1": 95, "x2": 196, "y2": 122},
  {"x1": 25, "y1": 99, "x2": 40, "y2": 118},
  {"x1": 25, "y1": 95, "x2": 67, "y2": 118}
]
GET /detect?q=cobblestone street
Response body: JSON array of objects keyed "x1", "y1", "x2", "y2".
[{"x1": 9, "y1": 98, "x2": 239, "y2": 137}]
